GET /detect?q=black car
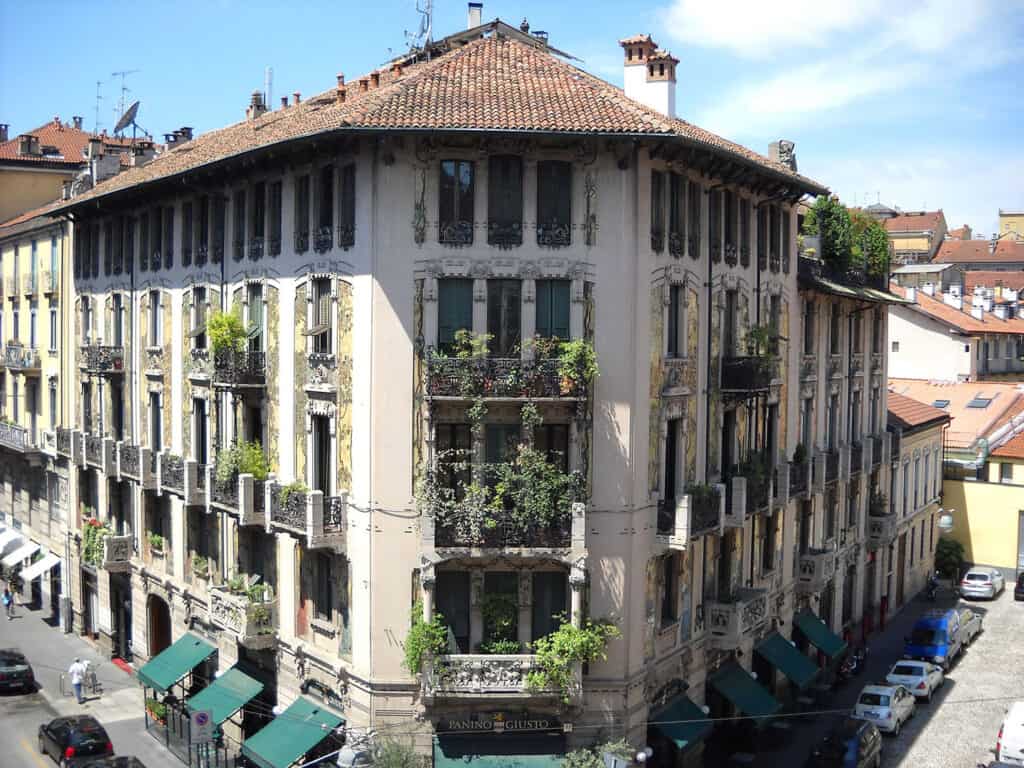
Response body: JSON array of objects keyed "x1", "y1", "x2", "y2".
[
  {"x1": 1014, "y1": 572, "x2": 1024, "y2": 602},
  {"x1": 78, "y1": 759, "x2": 146, "y2": 768},
  {"x1": 807, "y1": 717, "x2": 882, "y2": 768},
  {"x1": 38, "y1": 716, "x2": 113, "y2": 767},
  {"x1": 0, "y1": 648, "x2": 36, "y2": 693}
]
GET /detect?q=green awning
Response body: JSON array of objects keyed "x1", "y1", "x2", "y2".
[
  {"x1": 433, "y1": 734, "x2": 565, "y2": 768},
  {"x1": 710, "y1": 663, "x2": 781, "y2": 719},
  {"x1": 794, "y1": 611, "x2": 848, "y2": 660},
  {"x1": 241, "y1": 696, "x2": 344, "y2": 768},
  {"x1": 186, "y1": 667, "x2": 264, "y2": 725},
  {"x1": 650, "y1": 695, "x2": 713, "y2": 751},
  {"x1": 756, "y1": 632, "x2": 820, "y2": 690},
  {"x1": 137, "y1": 633, "x2": 216, "y2": 693}
]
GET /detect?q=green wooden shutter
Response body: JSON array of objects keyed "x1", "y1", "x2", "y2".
[
  {"x1": 550, "y1": 280, "x2": 570, "y2": 340},
  {"x1": 535, "y1": 280, "x2": 551, "y2": 339},
  {"x1": 438, "y1": 279, "x2": 472, "y2": 350}
]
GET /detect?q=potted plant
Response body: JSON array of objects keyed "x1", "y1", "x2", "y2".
[
  {"x1": 147, "y1": 532, "x2": 166, "y2": 554},
  {"x1": 557, "y1": 339, "x2": 598, "y2": 395},
  {"x1": 525, "y1": 618, "x2": 621, "y2": 703},
  {"x1": 145, "y1": 697, "x2": 168, "y2": 725},
  {"x1": 191, "y1": 554, "x2": 210, "y2": 580},
  {"x1": 81, "y1": 517, "x2": 111, "y2": 567},
  {"x1": 403, "y1": 601, "x2": 448, "y2": 676}
]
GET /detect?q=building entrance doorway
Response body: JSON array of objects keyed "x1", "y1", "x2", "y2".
[{"x1": 147, "y1": 594, "x2": 171, "y2": 658}]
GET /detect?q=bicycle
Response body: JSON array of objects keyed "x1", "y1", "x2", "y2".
[{"x1": 84, "y1": 661, "x2": 103, "y2": 697}]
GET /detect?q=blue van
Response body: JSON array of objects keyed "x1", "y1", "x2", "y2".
[{"x1": 903, "y1": 609, "x2": 963, "y2": 670}]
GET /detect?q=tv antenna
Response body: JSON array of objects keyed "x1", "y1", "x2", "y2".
[
  {"x1": 404, "y1": 0, "x2": 433, "y2": 52},
  {"x1": 93, "y1": 81, "x2": 104, "y2": 133},
  {"x1": 111, "y1": 69, "x2": 140, "y2": 125},
  {"x1": 113, "y1": 100, "x2": 147, "y2": 143}
]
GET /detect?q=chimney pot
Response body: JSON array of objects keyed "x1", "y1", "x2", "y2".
[
  {"x1": 293, "y1": 91, "x2": 301, "y2": 105},
  {"x1": 180, "y1": 127, "x2": 193, "y2": 141},
  {"x1": 620, "y1": 35, "x2": 676, "y2": 118},
  {"x1": 905, "y1": 286, "x2": 916, "y2": 303},
  {"x1": 281, "y1": 96, "x2": 289, "y2": 109},
  {"x1": 520, "y1": 17, "x2": 530, "y2": 33},
  {"x1": 53, "y1": 115, "x2": 61, "y2": 126},
  {"x1": 370, "y1": 72, "x2": 380, "y2": 89},
  {"x1": 72, "y1": 116, "x2": 83, "y2": 130},
  {"x1": 392, "y1": 62, "x2": 403, "y2": 76},
  {"x1": 359, "y1": 78, "x2": 369, "y2": 92},
  {"x1": 0, "y1": 124, "x2": 8, "y2": 143},
  {"x1": 467, "y1": 2, "x2": 483, "y2": 29}
]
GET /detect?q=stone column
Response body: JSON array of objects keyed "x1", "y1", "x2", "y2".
[
  {"x1": 517, "y1": 570, "x2": 532, "y2": 648},
  {"x1": 170, "y1": 496, "x2": 186, "y2": 582},
  {"x1": 472, "y1": 278, "x2": 488, "y2": 337},
  {"x1": 277, "y1": 533, "x2": 297, "y2": 641},
  {"x1": 470, "y1": 570, "x2": 484, "y2": 650},
  {"x1": 570, "y1": 563, "x2": 586, "y2": 629},
  {"x1": 421, "y1": 568, "x2": 435, "y2": 622}
]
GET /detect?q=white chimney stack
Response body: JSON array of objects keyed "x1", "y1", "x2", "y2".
[
  {"x1": 467, "y1": 2, "x2": 482, "y2": 29},
  {"x1": 905, "y1": 287, "x2": 916, "y2": 303},
  {"x1": 994, "y1": 304, "x2": 1008, "y2": 320},
  {"x1": 971, "y1": 306, "x2": 984, "y2": 321},
  {"x1": 620, "y1": 34, "x2": 678, "y2": 118},
  {"x1": 943, "y1": 291, "x2": 963, "y2": 310},
  {"x1": 922, "y1": 282, "x2": 935, "y2": 296}
]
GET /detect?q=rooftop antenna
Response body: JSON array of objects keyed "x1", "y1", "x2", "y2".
[
  {"x1": 405, "y1": 0, "x2": 433, "y2": 53},
  {"x1": 264, "y1": 67, "x2": 273, "y2": 112},
  {"x1": 111, "y1": 69, "x2": 140, "y2": 124},
  {"x1": 113, "y1": 100, "x2": 146, "y2": 143},
  {"x1": 93, "y1": 80, "x2": 104, "y2": 134}
]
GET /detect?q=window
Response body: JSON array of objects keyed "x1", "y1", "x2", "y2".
[
  {"x1": 316, "y1": 165, "x2": 334, "y2": 251},
  {"x1": 650, "y1": 171, "x2": 665, "y2": 252},
  {"x1": 687, "y1": 180, "x2": 701, "y2": 258},
  {"x1": 337, "y1": 164, "x2": 356, "y2": 248},
  {"x1": 436, "y1": 423, "x2": 472, "y2": 493},
  {"x1": 902, "y1": 461, "x2": 910, "y2": 516},
  {"x1": 847, "y1": 484, "x2": 858, "y2": 528},
  {"x1": 251, "y1": 181, "x2": 266, "y2": 259},
  {"x1": 247, "y1": 283, "x2": 263, "y2": 353},
  {"x1": 768, "y1": 293, "x2": 781, "y2": 354},
  {"x1": 311, "y1": 413, "x2": 331, "y2": 494},
  {"x1": 782, "y1": 207, "x2": 791, "y2": 273},
  {"x1": 667, "y1": 284, "x2": 683, "y2": 358},
  {"x1": 757, "y1": 205, "x2": 768, "y2": 270},
  {"x1": 723, "y1": 289, "x2": 738, "y2": 357},
  {"x1": 892, "y1": 340, "x2": 900, "y2": 353},
  {"x1": 852, "y1": 313, "x2": 862, "y2": 354},
  {"x1": 138, "y1": 210, "x2": 149, "y2": 272},
  {"x1": 535, "y1": 279, "x2": 570, "y2": 341},
  {"x1": 49, "y1": 308, "x2": 57, "y2": 352},
  {"x1": 29, "y1": 305, "x2": 37, "y2": 349},
  {"x1": 437, "y1": 572, "x2": 470, "y2": 652},
  {"x1": 830, "y1": 304, "x2": 841, "y2": 355},
  {"x1": 182, "y1": 201, "x2": 193, "y2": 266},
  {"x1": 49, "y1": 384, "x2": 57, "y2": 428},
  {"x1": 536, "y1": 160, "x2": 571, "y2": 247},
  {"x1": 112, "y1": 293, "x2": 123, "y2": 347},
  {"x1": 163, "y1": 206, "x2": 174, "y2": 269},
  {"x1": 232, "y1": 189, "x2": 245, "y2": 261},
  {"x1": 803, "y1": 301, "x2": 816, "y2": 355},
  {"x1": 148, "y1": 290, "x2": 161, "y2": 346},
  {"x1": 534, "y1": 423, "x2": 569, "y2": 473},
  {"x1": 50, "y1": 235, "x2": 58, "y2": 278},
  {"x1": 439, "y1": 159, "x2": 474, "y2": 245},
  {"x1": 437, "y1": 279, "x2": 473, "y2": 353},
  {"x1": 124, "y1": 216, "x2": 134, "y2": 274},
  {"x1": 708, "y1": 189, "x2": 721, "y2": 262},
  {"x1": 90, "y1": 221, "x2": 100, "y2": 276},
  {"x1": 910, "y1": 527, "x2": 915, "y2": 566},
  {"x1": 532, "y1": 572, "x2": 567, "y2": 641},
  {"x1": 150, "y1": 392, "x2": 162, "y2": 452},
  {"x1": 149, "y1": 208, "x2": 163, "y2": 270},
  {"x1": 934, "y1": 451, "x2": 942, "y2": 495},
  {"x1": 488, "y1": 155, "x2": 523, "y2": 247},
  {"x1": 314, "y1": 553, "x2": 334, "y2": 621},
  {"x1": 212, "y1": 195, "x2": 226, "y2": 262},
  {"x1": 103, "y1": 222, "x2": 113, "y2": 275},
  {"x1": 914, "y1": 457, "x2": 919, "y2": 509},
  {"x1": 660, "y1": 554, "x2": 679, "y2": 626},
  {"x1": 487, "y1": 280, "x2": 521, "y2": 357},
  {"x1": 79, "y1": 299, "x2": 89, "y2": 344},
  {"x1": 191, "y1": 287, "x2": 207, "y2": 350},
  {"x1": 872, "y1": 309, "x2": 883, "y2": 353},
  {"x1": 919, "y1": 520, "x2": 925, "y2": 559},
  {"x1": 761, "y1": 511, "x2": 777, "y2": 572},
  {"x1": 924, "y1": 451, "x2": 931, "y2": 498},
  {"x1": 769, "y1": 205, "x2": 781, "y2": 271},
  {"x1": 850, "y1": 390, "x2": 861, "y2": 442},
  {"x1": 309, "y1": 277, "x2": 333, "y2": 355},
  {"x1": 1001, "y1": 463, "x2": 1013, "y2": 484},
  {"x1": 740, "y1": 198, "x2": 751, "y2": 266},
  {"x1": 668, "y1": 173, "x2": 684, "y2": 257},
  {"x1": 485, "y1": 424, "x2": 520, "y2": 465},
  {"x1": 801, "y1": 397, "x2": 813, "y2": 448},
  {"x1": 110, "y1": 380, "x2": 123, "y2": 440},
  {"x1": 723, "y1": 190, "x2": 736, "y2": 258},
  {"x1": 197, "y1": 197, "x2": 209, "y2": 265},
  {"x1": 294, "y1": 174, "x2": 310, "y2": 252},
  {"x1": 827, "y1": 393, "x2": 839, "y2": 451},
  {"x1": 825, "y1": 486, "x2": 837, "y2": 540},
  {"x1": 870, "y1": 387, "x2": 880, "y2": 434},
  {"x1": 268, "y1": 181, "x2": 282, "y2": 255}
]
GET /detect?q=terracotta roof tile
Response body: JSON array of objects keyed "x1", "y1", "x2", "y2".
[
  {"x1": 55, "y1": 27, "x2": 825, "y2": 212},
  {"x1": 933, "y1": 238, "x2": 1024, "y2": 264},
  {"x1": 889, "y1": 283, "x2": 1024, "y2": 334},
  {"x1": 887, "y1": 391, "x2": 951, "y2": 430},
  {"x1": 884, "y1": 211, "x2": 946, "y2": 233},
  {"x1": 0, "y1": 117, "x2": 131, "y2": 167},
  {"x1": 991, "y1": 431, "x2": 1024, "y2": 460},
  {"x1": 964, "y1": 270, "x2": 1024, "y2": 295},
  {"x1": 889, "y1": 378, "x2": 1024, "y2": 448}
]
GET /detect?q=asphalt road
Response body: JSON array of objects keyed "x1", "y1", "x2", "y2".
[{"x1": 0, "y1": 686, "x2": 61, "y2": 768}]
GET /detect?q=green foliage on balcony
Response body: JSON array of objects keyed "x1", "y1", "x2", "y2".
[
  {"x1": 82, "y1": 517, "x2": 111, "y2": 567},
  {"x1": 147, "y1": 532, "x2": 165, "y2": 552},
  {"x1": 869, "y1": 488, "x2": 888, "y2": 517},
  {"x1": 207, "y1": 308, "x2": 249, "y2": 354},
  {"x1": 526, "y1": 618, "x2": 620, "y2": 703},
  {"x1": 404, "y1": 601, "x2": 448, "y2": 675},
  {"x1": 215, "y1": 440, "x2": 270, "y2": 484},
  {"x1": 803, "y1": 196, "x2": 890, "y2": 283}
]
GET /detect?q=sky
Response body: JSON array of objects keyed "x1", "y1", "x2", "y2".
[{"x1": 2, "y1": 0, "x2": 1021, "y2": 235}]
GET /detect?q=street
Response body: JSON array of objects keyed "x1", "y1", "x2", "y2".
[
  {"x1": 0, "y1": 599, "x2": 181, "y2": 768},
  {"x1": 766, "y1": 585, "x2": 1024, "y2": 768}
]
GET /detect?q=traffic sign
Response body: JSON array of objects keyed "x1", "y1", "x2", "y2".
[{"x1": 191, "y1": 709, "x2": 215, "y2": 744}]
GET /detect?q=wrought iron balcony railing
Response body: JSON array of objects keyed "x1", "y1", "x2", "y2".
[
  {"x1": 119, "y1": 442, "x2": 141, "y2": 480},
  {"x1": 313, "y1": 225, "x2": 333, "y2": 253},
  {"x1": 160, "y1": 453, "x2": 185, "y2": 493},
  {"x1": 487, "y1": 220, "x2": 522, "y2": 248},
  {"x1": 850, "y1": 441, "x2": 864, "y2": 475},
  {"x1": 424, "y1": 352, "x2": 584, "y2": 399},
  {"x1": 337, "y1": 224, "x2": 355, "y2": 249},
  {"x1": 81, "y1": 345, "x2": 125, "y2": 375},
  {"x1": 56, "y1": 427, "x2": 73, "y2": 458},
  {"x1": 212, "y1": 349, "x2": 266, "y2": 387},
  {"x1": 720, "y1": 356, "x2": 774, "y2": 396},
  {"x1": 656, "y1": 486, "x2": 724, "y2": 549},
  {"x1": 790, "y1": 460, "x2": 810, "y2": 498},
  {"x1": 85, "y1": 433, "x2": 105, "y2": 468},
  {"x1": 5, "y1": 343, "x2": 41, "y2": 372},
  {"x1": 0, "y1": 421, "x2": 29, "y2": 452},
  {"x1": 248, "y1": 236, "x2": 264, "y2": 260}
]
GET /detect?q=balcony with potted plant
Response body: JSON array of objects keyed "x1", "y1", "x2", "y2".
[
  {"x1": 656, "y1": 483, "x2": 725, "y2": 550},
  {"x1": 210, "y1": 441, "x2": 268, "y2": 525},
  {"x1": 209, "y1": 576, "x2": 278, "y2": 650},
  {"x1": 720, "y1": 325, "x2": 776, "y2": 399},
  {"x1": 207, "y1": 308, "x2": 266, "y2": 390},
  {"x1": 80, "y1": 344, "x2": 125, "y2": 376}
]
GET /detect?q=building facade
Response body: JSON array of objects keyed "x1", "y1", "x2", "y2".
[
  {"x1": 883, "y1": 211, "x2": 947, "y2": 265},
  {"x1": 37, "y1": 17, "x2": 902, "y2": 767}
]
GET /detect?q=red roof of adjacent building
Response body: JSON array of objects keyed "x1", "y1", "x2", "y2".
[
  {"x1": 887, "y1": 391, "x2": 952, "y2": 431},
  {"x1": 964, "y1": 270, "x2": 1024, "y2": 295},
  {"x1": 0, "y1": 117, "x2": 130, "y2": 167},
  {"x1": 932, "y1": 239, "x2": 992, "y2": 263},
  {"x1": 884, "y1": 210, "x2": 946, "y2": 234},
  {"x1": 948, "y1": 226, "x2": 970, "y2": 240},
  {"x1": 991, "y1": 431, "x2": 1024, "y2": 459},
  {"x1": 888, "y1": 379, "x2": 1024, "y2": 448},
  {"x1": 55, "y1": 22, "x2": 825, "y2": 212},
  {"x1": 889, "y1": 283, "x2": 1024, "y2": 334}
]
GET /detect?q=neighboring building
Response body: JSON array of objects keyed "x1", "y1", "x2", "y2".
[
  {"x1": 0, "y1": 200, "x2": 72, "y2": 628},
  {"x1": 890, "y1": 262, "x2": 962, "y2": 292},
  {"x1": 964, "y1": 270, "x2": 1024, "y2": 296},
  {"x1": 883, "y1": 210, "x2": 947, "y2": 265},
  {"x1": 0, "y1": 117, "x2": 131, "y2": 225},
  {"x1": 932, "y1": 237, "x2": 1024, "y2": 271},
  {"x1": 947, "y1": 225, "x2": 972, "y2": 241},
  {"x1": 999, "y1": 209, "x2": 1024, "y2": 241},
  {"x1": 888, "y1": 283, "x2": 1024, "y2": 382},
  {"x1": 882, "y1": 393, "x2": 950, "y2": 617},
  {"x1": 863, "y1": 202, "x2": 899, "y2": 221},
  {"x1": 889, "y1": 379, "x2": 1024, "y2": 577},
  {"x1": 28, "y1": 15, "x2": 904, "y2": 766}
]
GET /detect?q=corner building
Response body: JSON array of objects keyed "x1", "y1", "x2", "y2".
[{"x1": 52, "y1": 19, "x2": 898, "y2": 765}]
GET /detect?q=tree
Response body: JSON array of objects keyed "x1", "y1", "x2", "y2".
[{"x1": 808, "y1": 196, "x2": 853, "y2": 274}]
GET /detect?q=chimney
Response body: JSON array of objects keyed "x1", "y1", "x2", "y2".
[
  {"x1": 905, "y1": 286, "x2": 916, "y2": 303},
  {"x1": 0, "y1": 123, "x2": 7, "y2": 143},
  {"x1": 18, "y1": 134, "x2": 40, "y2": 156},
  {"x1": 467, "y1": 2, "x2": 483, "y2": 28},
  {"x1": 293, "y1": 91, "x2": 301, "y2": 105},
  {"x1": 970, "y1": 306, "x2": 984, "y2": 321},
  {"x1": 130, "y1": 140, "x2": 156, "y2": 167},
  {"x1": 281, "y1": 96, "x2": 289, "y2": 109},
  {"x1": 983, "y1": 297, "x2": 994, "y2": 313},
  {"x1": 336, "y1": 74, "x2": 347, "y2": 103},
  {"x1": 359, "y1": 78, "x2": 369, "y2": 93},
  {"x1": 769, "y1": 140, "x2": 798, "y2": 172},
  {"x1": 619, "y1": 34, "x2": 678, "y2": 118},
  {"x1": 61, "y1": 180, "x2": 72, "y2": 201},
  {"x1": 179, "y1": 126, "x2": 193, "y2": 141},
  {"x1": 248, "y1": 90, "x2": 267, "y2": 120},
  {"x1": 921, "y1": 282, "x2": 935, "y2": 296},
  {"x1": 943, "y1": 291, "x2": 963, "y2": 310},
  {"x1": 994, "y1": 304, "x2": 1008, "y2": 320},
  {"x1": 72, "y1": 116, "x2": 83, "y2": 130},
  {"x1": 520, "y1": 18, "x2": 530, "y2": 33},
  {"x1": 370, "y1": 72, "x2": 380, "y2": 89},
  {"x1": 1004, "y1": 288, "x2": 1019, "y2": 302},
  {"x1": 391, "y1": 62, "x2": 403, "y2": 77}
]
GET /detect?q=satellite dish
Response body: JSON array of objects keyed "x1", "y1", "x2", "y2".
[{"x1": 114, "y1": 100, "x2": 140, "y2": 135}]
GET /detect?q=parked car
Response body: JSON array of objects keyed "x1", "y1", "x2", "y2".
[
  {"x1": 0, "y1": 648, "x2": 36, "y2": 693},
  {"x1": 996, "y1": 701, "x2": 1024, "y2": 766},
  {"x1": 852, "y1": 684, "x2": 916, "y2": 736},
  {"x1": 904, "y1": 609, "x2": 964, "y2": 671},
  {"x1": 78, "y1": 759, "x2": 146, "y2": 768},
  {"x1": 961, "y1": 567, "x2": 1006, "y2": 600},
  {"x1": 959, "y1": 607, "x2": 983, "y2": 645},
  {"x1": 885, "y1": 660, "x2": 944, "y2": 702},
  {"x1": 806, "y1": 717, "x2": 883, "y2": 768},
  {"x1": 38, "y1": 716, "x2": 113, "y2": 766},
  {"x1": 1014, "y1": 573, "x2": 1024, "y2": 602}
]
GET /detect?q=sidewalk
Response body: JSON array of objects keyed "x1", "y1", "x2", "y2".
[{"x1": 2, "y1": 597, "x2": 182, "y2": 768}]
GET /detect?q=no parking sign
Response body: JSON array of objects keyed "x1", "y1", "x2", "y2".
[{"x1": 191, "y1": 709, "x2": 215, "y2": 744}]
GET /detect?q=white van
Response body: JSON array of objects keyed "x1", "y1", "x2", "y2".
[{"x1": 996, "y1": 702, "x2": 1024, "y2": 766}]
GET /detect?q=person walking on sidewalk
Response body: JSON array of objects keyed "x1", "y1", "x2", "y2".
[
  {"x1": 2, "y1": 587, "x2": 13, "y2": 619},
  {"x1": 68, "y1": 657, "x2": 88, "y2": 704}
]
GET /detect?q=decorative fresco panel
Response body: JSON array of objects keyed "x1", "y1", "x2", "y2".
[
  {"x1": 649, "y1": 285, "x2": 664, "y2": 493},
  {"x1": 293, "y1": 283, "x2": 308, "y2": 482}
]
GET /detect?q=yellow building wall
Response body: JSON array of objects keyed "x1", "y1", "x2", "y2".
[
  {"x1": 0, "y1": 168, "x2": 69, "y2": 224},
  {"x1": 942, "y1": 473, "x2": 1023, "y2": 571},
  {"x1": 1000, "y1": 213, "x2": 1024, "y2": 239},
  {"x1": 890, "y1": 235, "x2": 931, "y2": 252},
  {"x1": 986, "y1": 459, "x2": 1024, "y2": 484}
]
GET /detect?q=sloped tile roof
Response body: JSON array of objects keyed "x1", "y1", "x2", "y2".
[
  {"x1": 991, "y1": 431, "x2": 1024, "y2": 459},
  {"x1": 884, "y1": 211, "x2": 945, "y2": 234},
  {"x1": 889, "y1": 378, "x2": 1024, "y2": 448},
  {"x1": 964, "y1": 270, "x2": 1024, "y2": 294},
  {"x1": 887, "y1": 391, "x2": 951, "y2": 431},
  {"x1": 889, "y1": 283, "x2": 1024, "y2": 335},
  {"x1": 0, "y1": 198, "x2": 63, "y2": 230},
  {"x1": 54, "y1": 26, "x2": 825, "y2": 212},
  {"x1": 0, "y1": 117, "x2": 131, "y2": 167},
  {"x1": 933, "y1": 238, "x2": 1024, "y2": 264}
]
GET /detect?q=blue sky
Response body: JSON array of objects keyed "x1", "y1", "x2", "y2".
[{"x1": 2, "y1": 0, "x2": 1021, "y2": 234}]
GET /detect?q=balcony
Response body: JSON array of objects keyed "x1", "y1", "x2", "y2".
[
  {"x1": 424, "y1": 352, "x2": 585, "y2": 400},
  {"x1": 267, "y1": 486, "x2": 347, "y2": 552},
  {"x1": 85, "y1": 434, "x2": 114, "y2": 473},
  {"x1": 4, "y1": 275, "x2": 16, "y2": 296},
  {"x1": 117, "y1": 443, "x2": 151, "y2": 487},
  {"x1": 422, "y1": 654, "x2": 572, "y2": 701},
  {"x1": 248, "y1": 236, "x2": 264, "y2": 260},
  {"x1": 705, "y1": 588, "x2": 770, "y2": 651},
  {"x1": 5, "y1": 343, "x2": 41, "y2": 373},
  {"x1": 159, "y1": 453, "x2": 185, "y2": 495},
  {"x1": 102, "y1": 535, "x2": 133, "y2": 573},
  {"x1": 789, "y1": 460, "x2": 810, "y2": 498},
  {"x1": 56, "y1": 428, "x2": 73, "y2": 458},
  {"x1": 656, "y1": 485, "x2": 724, "y2": 550},
  {"x1": 208, "y1": 586, "x2": 278, "y2": 650},
  {"x1": 314, "y1": 225, "x2": 333, "y2": 253},
  {"x1": 80, "y1": 345, "x2": 125, "y2": 375},
  {"x1": 868, "y1": 514, "x2": 897, "y2": 548},
  {"x1": 212, "y1": 349, "x2": 266, "y2": 388},
  {"x1": 0, "y1": 421, "x2": 30, "y2": 452},
  {"x1": 42, "y1": 270, "x2": 59, "y2": 297},
  {"x1": 23, "y1": 273, "x2": 38, "y2": 297},
  {"x1": 871, "y1": 435, "x2": 883, "y2": 468},
  {"x1": 720, "y1": 356, "x2": 774, "y2": 398},
  {"x1": 815, "y1": 450, "x2": 840, "y2": 489},
  {"x1": 850, "y1": 441, "x2": 864, "y2": 476},
  {"x1": 797, "y1": 548, "x2": 837, "y2": 594}
]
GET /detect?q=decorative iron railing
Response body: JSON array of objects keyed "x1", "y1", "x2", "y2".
[
  {"x1": 487, "y1": 220, "x2": 522, "y2": 248},
  {"x1": 81, "y1": 345, "x2": 125, "y2": 374},
  {"x1": 439, "y1": 220, "x2": 473, "y2": 246},
  {"x1": 435, "y1": 507, "x2": 572, "y2": 549},
  {"x1": 323, "y1": 496, "x2": 346, "y2": 535},
  {"x1": 314, "y1": 225, "x2": 333, "y2": 253},
  {"x1": 0, "y1": 421, "x2": 28, "y2": 452},
  {"x1": 211, "y1": 476, "x2": 240, "y2": 510},
  {"x1": 56, "y1": 428, "x2": 73, "y2": 458},
  {"x1": 668, "y1": 231, "x2": 684, "y2": 259},
  {"x1": 195, "y1": 464, "x2": 208, "y2": 495},
  {"x1": 120, "y1": 443, "x2": 139, "y2": 478},
  {"x1": 248, "y1": 237, "x2": 264, "y2": 260},
  {"x1": 337, "y1": 224, "x2": 355, "y2": 249},
  {"x1": 269, "y1": 484, "x2": 308, "y2": 533},
  {"x1": 162, "y1": 454, "x2": 184, "y2": 492},
  {"x1": 424, "y1": 352, "x2": 583, "y2": 399},
  {"x1": 295, "y1": 230, "x2": 309, "y2": 253},
  {"x1": 212, "y1": 349, "x2": 266, "y2": 387},
  {"x1": 790, "y1": 461, "x2": 809, "y2": 497},
  {"x1": 5, "y1": 343, "x2": 41, "y2": 371},
  {"x1": 85, "y1": 433, "x2": 105, "y2": 467},
  {"x1": 536, "y1": 219, "x2": 570, "y2": 248},
  {"x1": 720, "y1": 356, "x2": 774, "y2": 394}
]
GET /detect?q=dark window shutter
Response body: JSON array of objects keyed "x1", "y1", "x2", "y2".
[
  {"x1": 437, "y1": 278, "x2": 473, "y2": 351},
  {"x1": 537, "y1": 160, "x2": 571, "y2": 246},
  {"x1": 488, "y1": 154, "x2": 523, "y2": 246}
]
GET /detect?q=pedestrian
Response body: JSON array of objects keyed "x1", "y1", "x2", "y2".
[
  {"x1": 2, "y1": 587, "x2": 13, "y2": 619},
  {"x1": 68, "y1": 657, "x2": 88, "y2": 704}
]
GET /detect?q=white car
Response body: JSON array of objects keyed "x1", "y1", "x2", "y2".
[
  {"x1": 885, "y1": 660, "x2": 944, "y2": 702},
  {"x1": 853, "y1": 684, "x2": 916, "y2": 735},
  {"x1": 996, "y1": 701, "x2": 1024, "y2": 766},
  {"x1": 961, "y1": 567, "x2": 1006, "y2": 600}
]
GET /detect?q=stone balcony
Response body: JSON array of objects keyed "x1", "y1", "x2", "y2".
[
  {"x1": 208, "y1": 470, "x2": 265, "y2": 527},
  {"x1": 5, "y1": 343, "x2": 41, "y2": 373},
  {"x1": 208, "y1": 586, "x2": 278, "y2": 650},
  {"x1": 720, "y1": 356, "x2": 774, "y2": 398},
  {"x1": 116, "y1": 443, "x2": 155, "y2": 489},
  {"x1": 84, "y1": 434, "x2": 115, "y2": 474},
  {"x1": 102, "y1": 535, "x2": 133, "y2": 573},
  {"x1": 80, "y1": 345, "x2": 125, "y2": 375},
  {"x1": 867, "y1": 514, "x2": 898, "y2": 548},
  {"x1": 705, "y1": 588, "x2": 770, "y2": 651},
  {"x1": 424, "y1": 351, "x2": 585, "y2": 400},
  {"x1": 267, "y1": 485, "x2": 347, "y2": 552},
  {"x1": 0, "y1": 421, "x2": 34, "y2": 453},
  {"x1": 796, "y1": 548, "x2": 838, "y2": 594},
  {"x1": 22, "y1": 273, "x2": 38, "y2": 297},
  {"x1": 422, "y1": 654, "x2": 574, "y2": 702},
  {"x1": 56, "y1": 427, "x2": 73, "y2": 459},
  {"x1": 42, "y1": 270, "x2": 58, "y2": 297},
  {"x1": 656, "y1": 485, "x2": 725, "y2": 551}
]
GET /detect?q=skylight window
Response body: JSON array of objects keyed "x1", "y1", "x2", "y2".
[
  {"x1": 966, "y1": 396, "x2": 992, "y2": 409},
  {"x1": 932, "y1": 400, "x2": 950, "y2": 409}
]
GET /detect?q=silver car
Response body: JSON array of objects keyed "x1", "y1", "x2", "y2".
[{"x1": 961, "y1": 568, "x2": 1006, "y2": 600}]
